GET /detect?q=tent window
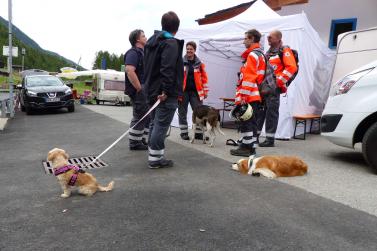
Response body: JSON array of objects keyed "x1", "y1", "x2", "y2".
[{"x1": 329, "y1": 18, "x2": 357, "y2": 49}]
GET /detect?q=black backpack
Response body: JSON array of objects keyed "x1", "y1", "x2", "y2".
[
  {"x1": 278, "y1": 46, "x2": 299, "y2": 87},
  {"x1": 253, "y1": 48, "x2": 277, "y2": 96}
]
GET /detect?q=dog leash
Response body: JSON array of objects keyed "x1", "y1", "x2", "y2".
[{"x1": 86, "y1": 99, "x2": 161, "y2": 166}]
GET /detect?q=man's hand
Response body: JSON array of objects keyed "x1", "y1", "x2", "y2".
[{"x1": 158, "y1": 92, "x2": 167, "y2": 102}]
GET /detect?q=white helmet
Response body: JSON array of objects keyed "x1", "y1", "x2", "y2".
[{"x1": 229, "y1": 104, "x2": 253, "y2": 121}]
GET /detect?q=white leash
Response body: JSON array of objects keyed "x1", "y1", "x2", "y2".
[{"x1": 87, "y1": 99, "x2": 161, "y2": 165}]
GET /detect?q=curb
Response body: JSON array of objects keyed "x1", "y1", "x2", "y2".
[{"x1": 0, "y1": 117, "x2": 8, "y2": 131}]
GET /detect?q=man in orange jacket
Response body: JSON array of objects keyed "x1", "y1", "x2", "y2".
[
  {"x1": 257, "y1": 30, "x2": 298, "y2": 147},
  {"x1": 178, "y1": 41, "x2": 209, "y2": 140},
  {"x1": 230, "y1": 29, "x2": 264, "y2": 157}
]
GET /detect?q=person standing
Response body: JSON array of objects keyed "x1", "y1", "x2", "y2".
[
  {"x1": 257, "y1": 30, "x2": 298, "y2": 147},
  {"x1": 144, "y1": 11, "x2": 184, "y2": 169},
  {"x1": 124, "y1": 29, "x2": 150, "y2": 150},
  {"x1": 230, "y1": 29, "x2": 264, "y2": 157},
  {"x1": 178, "y1": 41, "x2": 209, "y2": 140}
]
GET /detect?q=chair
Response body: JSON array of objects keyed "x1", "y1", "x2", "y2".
[{"x1": 293, "y1": 114, "x2": 321, "y2": 140}]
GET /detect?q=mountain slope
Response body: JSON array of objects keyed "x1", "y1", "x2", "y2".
[{"x1": 0, "y1": 16, "x2": 85, "y2": 71}]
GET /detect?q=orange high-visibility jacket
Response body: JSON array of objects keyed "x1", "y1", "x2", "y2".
[
  {"x1": 268, "y1": 46, "x2": 297, "y2": 93},
  {"x1": 183, "y1": 56, "x2": 208, "y2": 101},
  {"x1": 235, "y1": 44, "x2": 264, "y2": 105}
]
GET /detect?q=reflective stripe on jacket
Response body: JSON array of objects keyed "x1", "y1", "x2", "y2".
[
  {"x1": 268, "y1": 46, "x2": 297, "y2": 93},
  {"x1": 235, "y1": 43, "x2": 263, "y2": 105},
  {"x1": 183, "y1": 56, "x2": 208, "y2": 101}
]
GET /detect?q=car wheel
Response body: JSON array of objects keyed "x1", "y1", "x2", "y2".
[
  {"x1": 25, "y1": 106, "x2": 33, "y2": 115},
  {"x1": 362, "y1": 122, "x2": 377, "y2": 171},
  {"x1": 67, "y1": 105, "x2": 75, "y2": 112}
]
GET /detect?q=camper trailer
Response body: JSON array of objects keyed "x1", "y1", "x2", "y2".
[
  {"x1": 321, "y1": 27, "x2": 377, "y2": 171},
  {"x1": 92, "y1": 71, "x2": 130, "y2": 105}
]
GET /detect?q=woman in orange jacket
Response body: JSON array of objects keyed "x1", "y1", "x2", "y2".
[{"x1": 178, "y1": 41, "x2": 209, "y2": 140}]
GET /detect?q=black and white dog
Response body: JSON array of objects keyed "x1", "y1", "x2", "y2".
[{"x1": 191, "y1": 105, "x2": 225, "y2": 147}]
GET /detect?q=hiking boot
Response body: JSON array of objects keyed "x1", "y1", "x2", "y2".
[
  {"x1": 230, "y1": 146, "x2": 256, "y2": 157},
  {"x1": 180, "y1": 133, "x2": 190, "y2": 140},
  {"x1": 194, "y1": 134, "x2": 209, "y2": 140},
  {"x1": 259, "y1": 139, "x2": 275, "y2": 147},
  {"x1": 130, "y1": 144, "x2": 148, "y2": 151},
  {"x1": 148, "y1": 159, "x2": 174, "y2": 169}
]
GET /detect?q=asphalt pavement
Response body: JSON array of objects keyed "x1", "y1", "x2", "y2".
[{"x1": 1, "y1": 105, "x2": 377, "y2": 250}]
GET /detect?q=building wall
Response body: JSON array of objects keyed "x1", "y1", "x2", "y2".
[{"x1": 276, "y1": 0, "x2": 377, "y2": 48}]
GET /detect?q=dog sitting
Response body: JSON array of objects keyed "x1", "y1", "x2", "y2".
[
  {"x1": 47, "y1": 148, "x2": 114, "y2": 198},
  {"x1": 190, "y1": 105, "x2": 225, "y2": 147},
  {"x1": 232, "y1": 155, "x2": 308, "y2": 178}
]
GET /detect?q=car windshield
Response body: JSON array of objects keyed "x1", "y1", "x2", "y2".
[{"x1": 26, "y1": 76, "x2": 64, "y2": 87}]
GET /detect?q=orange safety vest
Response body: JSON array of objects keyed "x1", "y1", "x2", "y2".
[
  {"x1": 183, "y1": 57, "x2": 208, "y2": 101},
  {"x1": 268, "y1": 46, "x2": 297, "y2": 93},
  {"x1": 235, "y1": 44, "x2": 263, "y2": 105}
]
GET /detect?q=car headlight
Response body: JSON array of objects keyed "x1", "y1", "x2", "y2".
[
  {"x1": 26, "y1": 90, "x2": 38, "y2": 97},
  {"x1": 65, "y1": 89, "x2": 72, "y2": 95},
  {"x1": 331, "y1": 68, "x2": 373, "y2": 96}
]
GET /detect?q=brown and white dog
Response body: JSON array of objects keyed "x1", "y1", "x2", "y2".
[
  {"x1": 47, "y1": 148, "x2": 114, "y2": 198},
  {"x1": 232, "y1": 155, "x2": 308, "y2": 178},
  {"x1": 190, "y1": 105, "x2": 225, "y2": 147}
]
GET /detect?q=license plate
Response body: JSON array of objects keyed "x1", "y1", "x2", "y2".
[{"x1": 47, "y1": 97, "x2": 60, "y2": 102}]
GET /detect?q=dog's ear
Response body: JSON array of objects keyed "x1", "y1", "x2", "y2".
[
  {"x1": 238, "y1": 159, "x2": 249, "y2": 175},
  {"x1": 47, "y1": 150, "x2": 57, "y2": 162},
  {"x1": 63, "y1": 151, "x2": 69, "y2": 160}
]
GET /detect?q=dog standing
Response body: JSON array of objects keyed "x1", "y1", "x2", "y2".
[
  {"x1": 190, "y1": 105, "x2": 225, "y2": 147},
  {"x1": 232, "y1": 155, "x2": 308, "y2": 178},
  {"x1": 47, "y1": 148, "x2": 114, "y2": 198}
]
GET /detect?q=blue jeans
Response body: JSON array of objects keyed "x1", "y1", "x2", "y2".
[{"x1": 148, "y1": 97, "x2": 178, "y2": 162}]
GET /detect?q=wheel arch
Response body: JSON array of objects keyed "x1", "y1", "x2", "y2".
[{"x1": 354, "y1": 111, "x2": 377, "y2": 145}]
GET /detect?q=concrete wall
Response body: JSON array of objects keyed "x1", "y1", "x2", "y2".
[{"x1": 276, "y1": 0, "x2": 377, "y2": 48}]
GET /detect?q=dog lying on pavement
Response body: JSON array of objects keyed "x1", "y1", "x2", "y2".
[
  {"x1": 190, "y1": 105, "x2": 225, "y2": 147},
  {"x1": 47, "y1": 148, "x2": 114, "y2": 198},
  {"x1": 231, "y1": 155, "x2": 308, "y2": 178}
]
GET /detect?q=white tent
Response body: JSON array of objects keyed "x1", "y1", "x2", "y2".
[{"x1": 175, "y1": 0, "x2": 335, "y2": 139}]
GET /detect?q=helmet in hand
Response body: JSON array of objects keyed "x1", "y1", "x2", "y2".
[{"x1": 229, "y1": 103, "x2": 253, "y2": 121}]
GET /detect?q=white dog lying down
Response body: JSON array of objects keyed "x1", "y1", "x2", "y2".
[
  {"x1": 232, "y1": 155, "x2": 308, "y2": 178},
  {"x1": 190, "y1": 105, "x2": 225, "y2": 147}
]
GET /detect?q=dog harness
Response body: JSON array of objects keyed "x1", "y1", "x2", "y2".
[{"x1": 53, "y1": 165, "x2": 85, "y2": 186}]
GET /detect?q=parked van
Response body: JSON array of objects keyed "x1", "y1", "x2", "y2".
[
  {"x1": 92, "y1": 71, "x2": 130, "y2": 105},
  {"x1": 321, "y1": 27, "x2": 377, "y2": 171}
]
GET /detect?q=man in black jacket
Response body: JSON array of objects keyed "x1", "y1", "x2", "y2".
[{"x1": 144, "y1": 11, "x2": 184, "y2": 169}]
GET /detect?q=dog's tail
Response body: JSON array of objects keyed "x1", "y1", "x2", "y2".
[
  {"x1": 216, "y1": 122, "x2": 225, "y2": 136},
  {"x1": 98, "y1": 181, "x2": 114, "y2": 192}
]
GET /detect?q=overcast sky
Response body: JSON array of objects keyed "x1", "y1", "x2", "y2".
[{"x1": 0, "y1": 0, "x2": 243, "y2": 69}]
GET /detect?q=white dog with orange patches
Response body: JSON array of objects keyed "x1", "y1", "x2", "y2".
[{"x1": 232, "y1": 155, "x2": 308, "y2": 178}]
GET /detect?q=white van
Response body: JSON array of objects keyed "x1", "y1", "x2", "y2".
[
  {"x1": 321, "y1": 27, "x2": 377, "y2": 171},
  {"x1": 92, "y1": 71, "x2": 130, "y2": 105}
]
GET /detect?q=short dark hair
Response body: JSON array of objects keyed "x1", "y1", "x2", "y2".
[
  {"x1": 186, "y1": 41, "x2": 197, "y2": 51},
  {"x1": 129, "y1": 29, "x2": 144, "y2": 47},
  {"x1": 245, "y1": 29, "x2": 261, "y2": 43},
  {"x1": 161, "y1": 11, "x2": 180, "y2": 34}
]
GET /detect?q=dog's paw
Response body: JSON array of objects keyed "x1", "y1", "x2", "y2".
[
  {"x1": 60, "y1": 193, "x2": 70, "y2": 198},
  {"x1": 190, "y1": 139, "x2": 194, "y2": 144}
]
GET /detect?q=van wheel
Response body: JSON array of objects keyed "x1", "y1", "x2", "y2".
[
  {"x1": 67, "y1": 105, "x2": 75, "y2": 112},
  {"x1": 362, "y1": 122, "x2": 377, "y2": 172}
]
